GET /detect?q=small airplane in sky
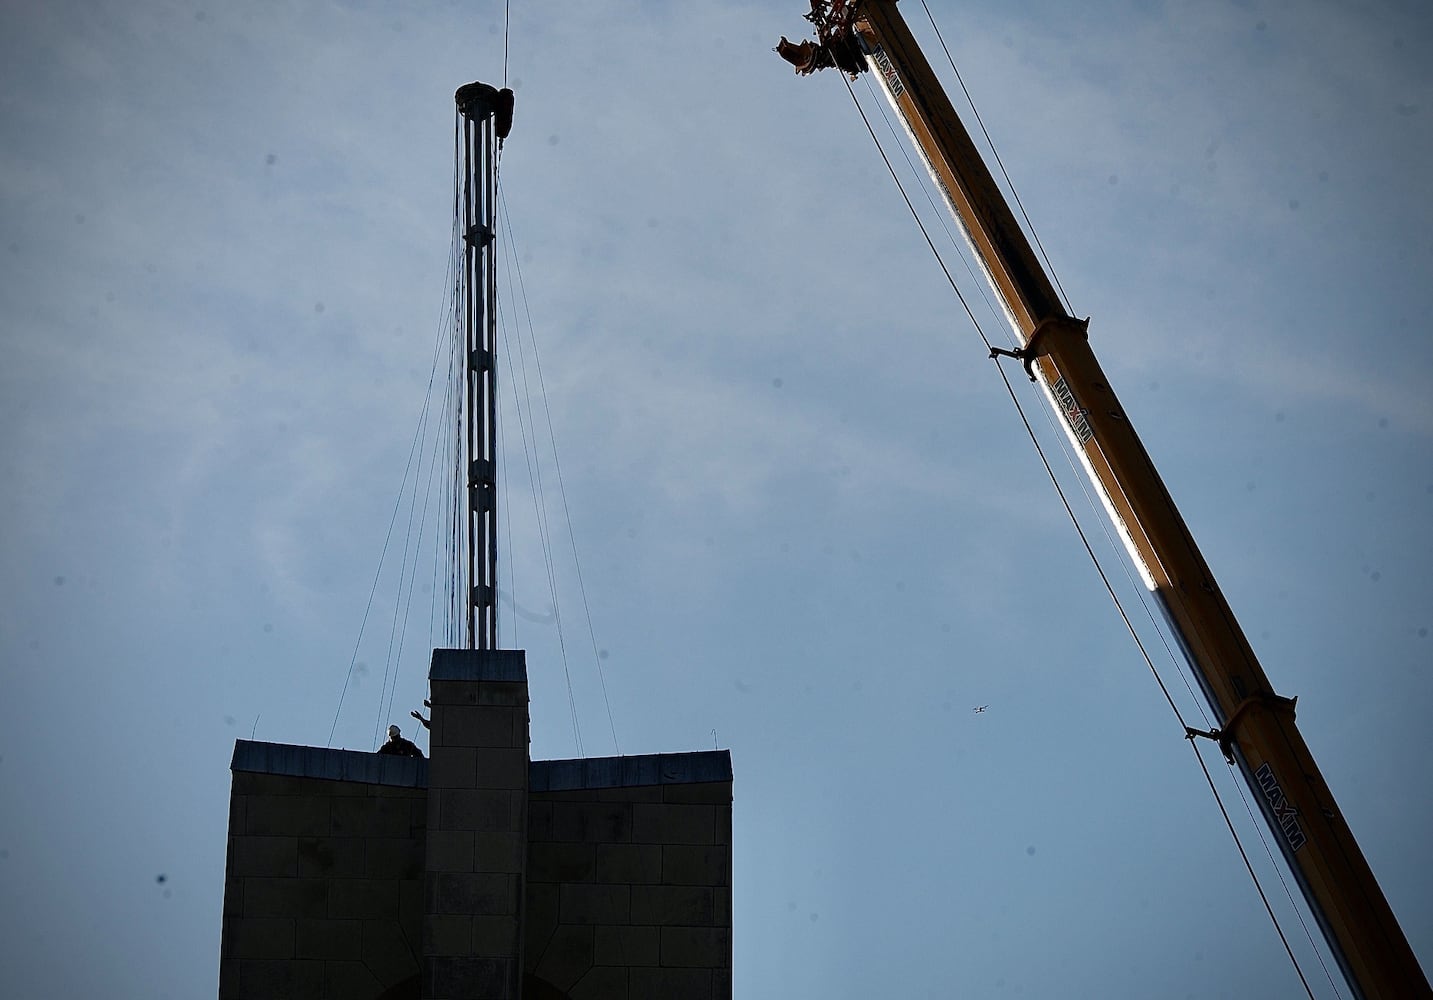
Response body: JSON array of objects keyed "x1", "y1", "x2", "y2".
[{"x1": 972, "y1": 705, "x2": 988, "y2": 714}]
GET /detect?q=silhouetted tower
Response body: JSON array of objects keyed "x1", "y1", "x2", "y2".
[
  {"x1": 454, "y1": 81, "x2": 513, "y2": 650},
  {"x1": 220, "y1": 81, "x2": 733, "y2": 1000}
]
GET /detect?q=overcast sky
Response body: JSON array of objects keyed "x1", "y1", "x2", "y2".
[{"x1": 2, "y1": 1, "x2": 1431, "y2": 997}]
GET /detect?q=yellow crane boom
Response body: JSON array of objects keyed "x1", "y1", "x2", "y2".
[{"x1": 777, "y1": 3, "x2": 1429, "y2": 997}]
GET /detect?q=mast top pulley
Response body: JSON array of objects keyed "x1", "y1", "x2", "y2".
[{"x1": 455, "y1": 81, "x2": 515, "y2": 141}]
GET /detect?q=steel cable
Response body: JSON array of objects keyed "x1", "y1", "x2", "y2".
[{"x1": 842, "y1": 69, "x2": 1321, "y2": 998}]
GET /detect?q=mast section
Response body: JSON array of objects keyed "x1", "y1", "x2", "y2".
[{"x1": 455, "y1": 81, "x2": 513, "y2": 651}]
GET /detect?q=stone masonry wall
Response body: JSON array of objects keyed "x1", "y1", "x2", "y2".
[
  {"x1": 220, "y1": 744, "x2": 428, "y2": 1000},
  {"x1": 523, "y1": 755, "x2": 733, "y2": 1000},
  {"x1": 423, "y1": 648, "x2": 530, "y2": 1000},
  {"x1": 218, "y1": 657, "x2": 733, "y2": 1000}
]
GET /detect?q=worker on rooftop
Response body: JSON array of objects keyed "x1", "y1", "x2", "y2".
[{"x1": 377, "y1": 724, "x2": 423, "y2": 758}]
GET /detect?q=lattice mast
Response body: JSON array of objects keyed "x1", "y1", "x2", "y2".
[{"x1": 455, "y1": 82, "x2": 514, "y2": 650}]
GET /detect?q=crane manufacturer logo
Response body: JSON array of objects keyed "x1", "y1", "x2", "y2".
[
  {"x1": 869, "y1": 45, "x2": 906, "y2": 97},
  {"x1": 1255, "y1": 762, "x2": 1308, "y2": 852},
  {"x1": 1052, "y1": 377, "x2": 1094, "y2": 444}
]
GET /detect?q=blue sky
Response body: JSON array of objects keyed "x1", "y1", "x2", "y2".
[{"x1": 2, "y1": 1, "x2": 1430, "y2": 997}]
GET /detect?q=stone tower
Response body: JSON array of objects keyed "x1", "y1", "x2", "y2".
[{"x1": 218, "y1": 648, "x2": 733, "y2": 999}]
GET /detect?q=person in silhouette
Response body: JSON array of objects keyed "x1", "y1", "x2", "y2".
[{"x1": 378, "y1": 724, "x2": 424, "y2": 758}]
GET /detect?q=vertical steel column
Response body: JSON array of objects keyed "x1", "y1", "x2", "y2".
[
  {"x1": 455, "y1": 81, "x2": 510, "y2": 650},
  {"x1": 483, "y1": 94, "x2": 500, "y2": 653}
]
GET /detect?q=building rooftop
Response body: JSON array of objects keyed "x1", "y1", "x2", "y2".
[
  {"x1": 230, "y1": 739, "x2": 428, "y2": 788},
  {"x1": 231, "y1": 739, "x2": 732, "y2": 793}
]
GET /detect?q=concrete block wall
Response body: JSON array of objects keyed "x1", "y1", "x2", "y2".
[
  {"x1": 523, "y1": 753, "x2": 733, "y2": 1000},
  {"x1": 424, "y1": 648, "x2": 530, "y2": 1000},
  {"x1": 218, "y1": 655, "x2": 733, "y2": 1000},
  {"x1": 220, "y1": 743, "x2": 428, "y2": 1000}
]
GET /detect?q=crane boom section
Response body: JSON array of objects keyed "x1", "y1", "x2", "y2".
[{"x1": 777, "y1": 3, "x2": 1430, "y2": 997}]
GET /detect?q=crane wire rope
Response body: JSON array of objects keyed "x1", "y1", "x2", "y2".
[
  {"x1": 498, "y1": 0, "x2": 515, "y2": 654},
  {"x1": 917, "y1": 0, "x2": 1074, "y2": 318},
  {"x1": 445, "y1": 5, "x2": 616, "y2": 758},
  {"x1": 855, "y1": 64, "x2": 1195, "y2": 693},
  {"x1": 906, "y1": 12, "x2": 1346, "y2": 988},
  {"x1": 447, "y1": 111, "x2": 466, "y2": 649},
  {"x1": 372, "y1": 381, "x2": 437, "y2": 748},
  {"x1": 331, "y1": 113, "x2": 475, "y2": 748},
  {"x1": 498, "y1": 301, "x2": 584, "y2": 757},
  {"x1": 1230, "y1": 756, "x2": 1347, "y2": 997},
  {"x1": 859, "y1": 74, "x2": 1016, "y2": 355},
  {"x1": 861, "y1": 72, "x2": 1219, "y2": 736},
  {"x1": 428, "y1": 369, "x2": 458, "y2": 718},
  {"x1": 327, "y1": 468, "x2": 404, "y2": 747},
  {"x1": 491, "y1": 237, "x2": 585, "y2": 757},
  {"x1": 893, "y1": 11, "x2": 1300, "y2": 801},
  {"x1": 888, "y1": 26, "x2": 1219, "y2": 737},
  {"x1": 447, "y1": 324, "x2": 463, "y2": 648},
  {"x1": 850, "y1": 99, "x2": 1331, "y2": 966},
  {"x1": 327, "y1": 221, "x2": 460, "y2": 747},
  {"x1": 497, "y1": 366, "x2": 519, "y2": 649},
  {"x1": 862, "y1": 24, "x2": 1197, "y2": 721},
  {"x1": 841, "y1": 70, "x2": 1321, "y2": 1000},
  {"x1": 502, "y1": 0, "x2": 512, "y2": 89},
  {"x1": 497, "y1": 186, "x2": 623, "y2": 756},
  {"x1": 375, "y1": 376, "x2": 453, "y2": 749}
]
